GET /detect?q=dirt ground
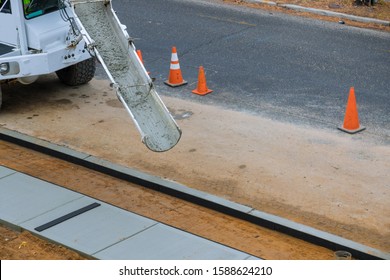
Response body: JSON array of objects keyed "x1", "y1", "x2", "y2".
[
  {"x1": 1, "y1": 1, "x2": 389, "y2": 260},
  {"x1": 0, "y1": 225, "x2": 87, "y2": 260}
]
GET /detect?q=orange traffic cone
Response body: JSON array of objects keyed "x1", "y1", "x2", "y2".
[
  {"x1": 136, "y1": 50, "x2": 144, "y2": 64},
  {"x1": 192, "y1": 66, "x2": 213, "y2": 96},
  {"x1": 164, "y1": 46, "x2": 187, "y2": 87},
  {"x1": 136, "y1": 49, "x2": 151, "y2": 76},
  {"x1": 338, "y1": 87, "x2": 365, "y2": 134}
]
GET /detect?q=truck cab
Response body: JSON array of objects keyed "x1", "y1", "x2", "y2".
[{"x1": 0, "y1": 0, "x2": 95, "y2": 108}]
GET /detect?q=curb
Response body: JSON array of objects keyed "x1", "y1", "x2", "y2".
[{"x1": 246, "y1": 0, "x2": 390, "y2": 26}]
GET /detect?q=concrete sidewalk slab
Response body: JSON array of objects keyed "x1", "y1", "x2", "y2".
[
  {"x1": 0, "y1": 166, "x2": 16, "y2": 179},
  {"x1": 0, "y1": 165, "x2": 257, "y2": 260},
  {"x1": 0, "y1": 168, "x2": 83, "y2": 225},
  {"x1": 20, "y1": 196, "x2": 158, "y2": 256},
  {"x1": 94, "y1": 223, "x2": 252, "y2": 260}
]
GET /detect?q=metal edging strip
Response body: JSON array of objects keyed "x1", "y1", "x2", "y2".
[{"x1": 34, "y1": 202, "x2": 101, "y2": 232}]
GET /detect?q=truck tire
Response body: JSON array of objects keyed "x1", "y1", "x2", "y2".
[
  {"x1": 56, "y1": 57, "x2": 96, "y2": 86},
  {"x1": 0, "y1": 86, "x2": 2, "y2": 110}
]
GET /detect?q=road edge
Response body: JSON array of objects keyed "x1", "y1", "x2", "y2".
[{"x1": 246, "y1": 0, "x2": 390, "y2": 26}]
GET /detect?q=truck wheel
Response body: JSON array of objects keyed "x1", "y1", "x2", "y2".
[
  {"x1": 0, "y1": 86, "x2": 2, "y2": 110},
  {"x1": 56, "y1": 57, "x2": 96, "y2": 86}
]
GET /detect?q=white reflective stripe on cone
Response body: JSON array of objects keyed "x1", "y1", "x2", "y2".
[
  {"x1": 171, "y1": 53, "x2": 178, "y2": 61},
  {"x1": 170, "y1": 63, "x2": 180, "y2": 70}
]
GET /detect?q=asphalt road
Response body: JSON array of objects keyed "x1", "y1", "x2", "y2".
[{"x1": 97, "y1": 0, "x2": 390, "y2": 143}]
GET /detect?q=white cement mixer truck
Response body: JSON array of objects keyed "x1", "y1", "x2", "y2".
[{"x1": 0, "y1": 0, "x2": 181, "y2": 152}]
